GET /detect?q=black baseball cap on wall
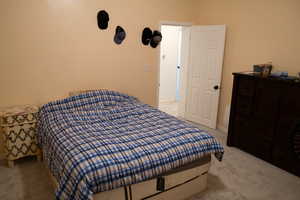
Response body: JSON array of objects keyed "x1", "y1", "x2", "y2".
[
  {"x1": 142, "y1": 27, "x2": 152, "y2": 45},
  {"x1": 97, "y1": 10, "x2": 109, "y2": 30},
  {"x1": 114, "y1": 26, "x2": 126, "y2": 45},
  {"x1": 150, "y1": 30, "x2": 162, "y2": 48}
]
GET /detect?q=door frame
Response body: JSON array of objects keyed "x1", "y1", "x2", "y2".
[{"x1": 156, "y1": 21, "x2": 192, "y2": 110}]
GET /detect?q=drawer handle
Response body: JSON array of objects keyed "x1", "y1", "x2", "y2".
[{"x1": 156, "y1": 176, "x2": 165, "y2": 191}]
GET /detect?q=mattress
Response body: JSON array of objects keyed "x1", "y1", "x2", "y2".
[{"x1": 37, "y1": 90, "x2": 224, "y2": 200}]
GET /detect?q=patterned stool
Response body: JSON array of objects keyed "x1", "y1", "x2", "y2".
[{"x1": 0, "y1": 105, "x2": 42, "y2": 168}]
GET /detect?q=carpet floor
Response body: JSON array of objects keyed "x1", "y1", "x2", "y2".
[{"x1": 0, "y1": 123, "x2": 300, "y2": 200}]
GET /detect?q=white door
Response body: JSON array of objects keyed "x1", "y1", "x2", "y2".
[
  {"x1": 159, "y1": 26, "x2": 182, "y2": 102},
  {"x1": 178, "y1": 27, "x2": 191, "y2": 117},
  {"x1": 185, "y1": 25, "x2": 226, "y2": 129}
]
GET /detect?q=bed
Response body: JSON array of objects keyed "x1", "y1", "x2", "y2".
[{"x1": 37, "y1": 90, "x2": 224, "y2": 200}]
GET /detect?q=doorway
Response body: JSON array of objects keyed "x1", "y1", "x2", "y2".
[
  {"x1": 158, "y1": 25, "x2": 188, "y2": 117},
  {"x1": 158, "y1": 24, "x2": 226, "y2": 129}
]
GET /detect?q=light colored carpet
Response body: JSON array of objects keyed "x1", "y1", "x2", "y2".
[
  {"x1": 159, "y1": 101, "x2": 179, "y2": 117},
  {"x1": 1, "y1": 123, "x2": 300, "y2": 200}
]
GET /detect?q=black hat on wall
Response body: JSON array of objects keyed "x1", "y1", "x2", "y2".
[
  {"x1": 114, "y1": 26, "x2": 126, "y2": 45},
  {"x1": 97, "y1": 10, "x2": 109, "y2": 30},
  {"x1": 142, "y1": 27, "x2": 152, "y2": 45},
  {"x1": 150, "y1": 30, "x2": 162, "y2": 48}
]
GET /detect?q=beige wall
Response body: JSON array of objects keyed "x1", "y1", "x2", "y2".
[
  {"x1": 0, "y1": 0, "x2": 197, "y2": 156},
  {"x1": 0, "y1": 0, "x2": 197, "y2": 108},
  {"x1": 195, "y1": 0, "x2": 300, "y2": 130}
]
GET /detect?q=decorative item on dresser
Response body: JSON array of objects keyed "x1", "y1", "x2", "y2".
[
  {"x1": 227, "y1": 72, "x2": 300, "y2": 177},
  {"x1": 0, "y1": 105, "x2": 42, "y2": 168}
]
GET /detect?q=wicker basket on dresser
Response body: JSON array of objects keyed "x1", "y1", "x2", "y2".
[{"x1": 0, "y1": 105, "x2": 42, "y2": 167}]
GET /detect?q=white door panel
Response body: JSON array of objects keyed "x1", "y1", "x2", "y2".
[
  {"x1": 185, "y1": 25, "x2": 226, "y2": 129},
  {"x1": 159, "y1": 26, "x2": 181, "y2": 102},
  {"x1": 178, "y1": 27, "x2": 191, "y2": 117}
]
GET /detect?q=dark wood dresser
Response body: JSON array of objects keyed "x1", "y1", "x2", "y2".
[{"x1": 227, "y1": 72, "x2": 300, "y2": 177}]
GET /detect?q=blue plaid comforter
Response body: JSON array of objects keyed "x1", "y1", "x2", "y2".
[{"x1": 37, "y1": 90, "x2": 224, "y2": 200}]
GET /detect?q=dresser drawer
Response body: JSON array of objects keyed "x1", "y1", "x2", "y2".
[
  {"x1": 237, "y1": 77, "x2": 255, "y2": 97},
  {"x1": 235, "y1": 95, "x2": 253, "y2": 115},
  {"x1": 0, "y1": 105, "x2": 38, "y2": 126},
  {"x1": 3, "y1": 123, "x2": 40, "y2": 160},
  {"x1": 234, "y1": 116, "x2": 272, "y2": 161},
  {"x1": 234, "y1": 116, "x2": 253, "y2": 149},
  {"x1": 0, "y1": 112, "x2": 37, "y2": 127},
  {"x1": 253, "y1": 140, "x2": 272, "y2": 162}
]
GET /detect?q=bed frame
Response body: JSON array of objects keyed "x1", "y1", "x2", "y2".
[
  {"x1": 47, "y1": 155, "x2": 211, "y2": 200},
  {"x1": 44, "y1": 90, "x2": 212, "y2": 199}
]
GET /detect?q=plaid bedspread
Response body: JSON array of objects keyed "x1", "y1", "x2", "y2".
[{"x1": 37, "y1": 90, "x2": 224, "y2": 200}]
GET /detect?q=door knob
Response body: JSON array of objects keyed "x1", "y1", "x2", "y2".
[{"x1": 214, "y1": 85, "x2": 219, "y2": 90}]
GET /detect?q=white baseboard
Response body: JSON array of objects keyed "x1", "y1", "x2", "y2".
[
  {"x1": 217, "y1": 124, "x2": 228, "y2": 133},
  {"x1": 159, "y1": 99, "x2": 177, "y2": 104}
]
